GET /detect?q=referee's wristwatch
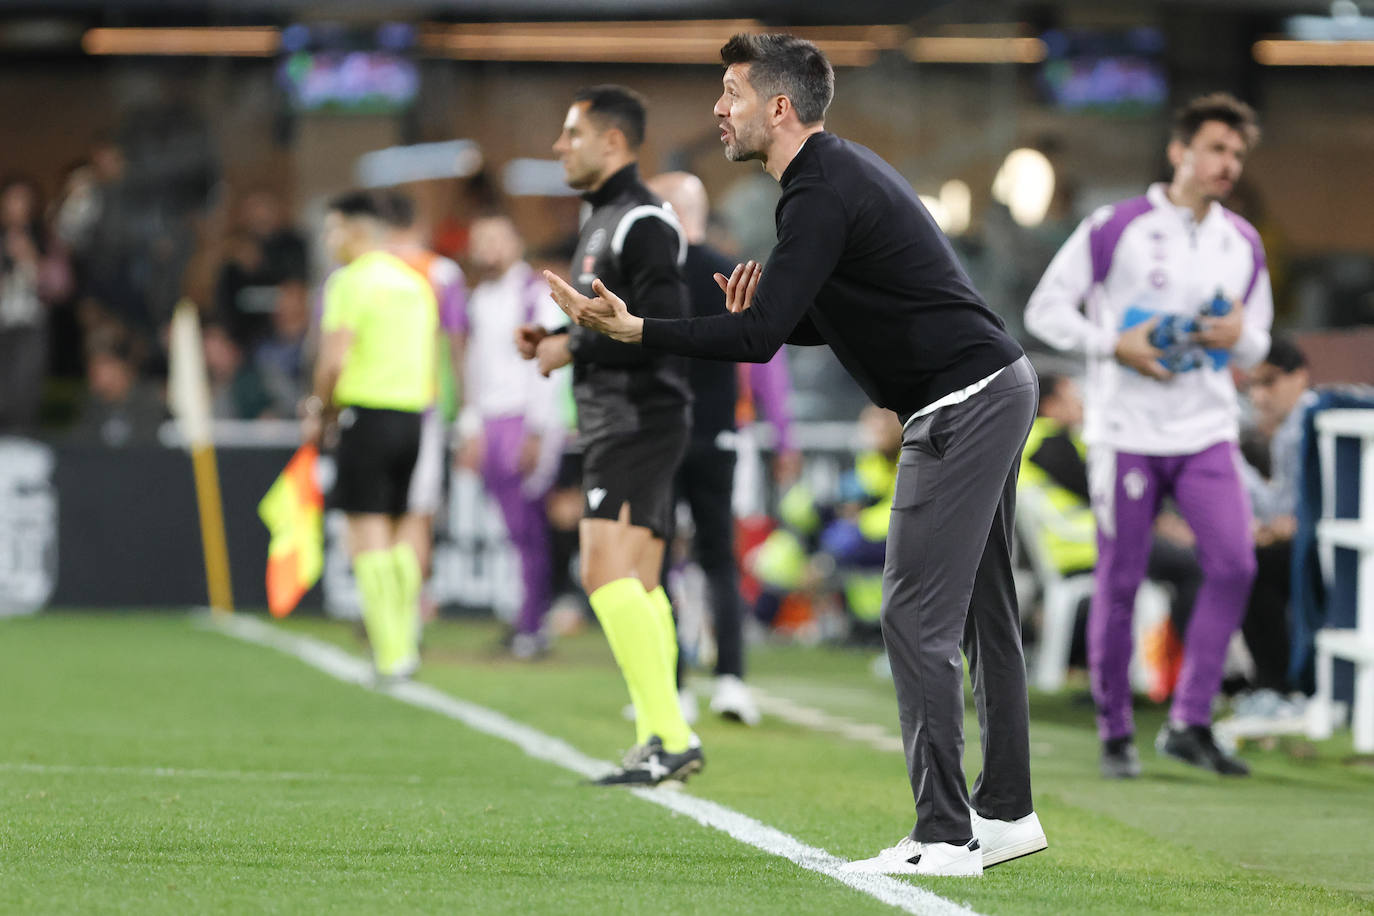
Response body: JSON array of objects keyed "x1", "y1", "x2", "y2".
[{"x1": 302, "y1": 395, "x2": 325, "y2": 417}]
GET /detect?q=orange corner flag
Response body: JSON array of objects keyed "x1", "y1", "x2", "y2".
[{"x1": 258, "y1": 444, "x2": 324, "y2": 617}]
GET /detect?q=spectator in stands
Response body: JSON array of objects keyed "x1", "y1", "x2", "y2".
[
  {"x1": 0, "y1": 176, "x2": 72, "y2": 434},
  {"x1": 1236, "y1": 337, "x2": 1313, "y2": 712},
  {"x1": 215, "y1": 188, "x2": 308, "y2": 348},
  {"x1": 69, "y1": 328, "x2": 165, "y2": 446},
  {"x1": 203, "y1": 320, "x2": 273, "y2": 420},
  {"x1": 254, "y1": 279, "x2": 311, "y2": 418}
]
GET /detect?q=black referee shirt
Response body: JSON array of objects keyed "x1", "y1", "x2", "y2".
[{"x1": 641, "y1": 131, "x2": 1022, "y2": 420}]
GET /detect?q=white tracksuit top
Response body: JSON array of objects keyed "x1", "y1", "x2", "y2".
[
  {"x1": 456, "y1": 261, "x2": 567, "y2": 441},
  {"x1": 1025, "y1": 183, "x2": 1273, "y2": 456}
]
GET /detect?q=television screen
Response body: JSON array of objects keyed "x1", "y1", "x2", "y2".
[
  {"x1": 277, "y1": 23, "x2": 419, "y2": 115},
  {"x1": 1038, "y1": 28, "x2": 1168, "y2": 115}
]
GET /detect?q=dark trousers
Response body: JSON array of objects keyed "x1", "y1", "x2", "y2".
[
  {"x1": 674, "y1": 440, "x2": 745, "y2": 679},
  {"x1": 1243, "y1": 540, "x2": 1292, "y2": 692},
  {"x1": 882, "y1": 356, "x2": 1037, "y2": 844}
]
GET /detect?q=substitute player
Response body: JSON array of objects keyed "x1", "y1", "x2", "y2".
[
  {"x1": 547, "y1": 35, "x2": 1043, "y2": 875},
  {"x1": 518, "y1": 85, "x2": 702, "y2": 785},
  {"x1": 303, "y1": 190, "x2": 437, "y2": 678},
  {"x1": 1025, "y1": 93, "x2": 1270, "y2": 778}
]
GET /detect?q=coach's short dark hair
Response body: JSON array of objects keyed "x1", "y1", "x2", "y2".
[
  {"x1": 572, "y1": 85, "x2": 647, "y2": 150},
  {"x1": 720, "y1": 33, "x2": 834, "y2": 126},
  {"x1": 1172, "y1": 92, "x2": 1260, "y2": 149},
  {"x1": 327, "y1": 189, "x2": 386, "y2": 221},
  {"x1": 1263, "y1": 335, "x2": 1308, "y2": 373}
]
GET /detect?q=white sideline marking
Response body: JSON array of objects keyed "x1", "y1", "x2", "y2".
[
  {"x1": 207, "y1": 613, "x2": 980, "y2": 916},
  {"x1": 751, "y1": 686, "x2": 1056, "y2": 760},
  {"x1": 0, "y1": 762, "x2": 407, "y2": 784},
  {"x1": 753, "y1": 690, "x2": 907, "y2": 753}
]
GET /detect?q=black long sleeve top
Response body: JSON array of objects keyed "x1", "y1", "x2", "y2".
[{"x1": 640, "y1": 131, "x2": 1021, "y2": 419}]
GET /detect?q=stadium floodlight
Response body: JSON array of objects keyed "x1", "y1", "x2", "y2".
[{"x1": 992, "y1": 148, "x2": 1055, "y2": 228}]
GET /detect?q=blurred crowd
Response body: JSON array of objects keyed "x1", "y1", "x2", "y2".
[{"x1": 0, "y1": 133, "x2": 314, "y2": 446}]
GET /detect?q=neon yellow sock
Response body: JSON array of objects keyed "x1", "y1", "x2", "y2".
[
  {"x1": 590, "y1": 579, "x2": 651, "y2": 745},
  {"x1": 646, "y1": 586, "x2": 679, "y2": 676},
  {"x1": 589, "y1": 578, "x2": 692, "y2": 752},
  {"x1": 391, "y1": 543, "x2": 423, "y2": 657},
  {"x1": 354, "y1": 549, "x2": 406, "y2": 674}
]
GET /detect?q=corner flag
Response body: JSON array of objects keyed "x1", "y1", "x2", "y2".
[
  {"x1": 258, "y1": 445, "x2": 324, "y2": 617},
  {"x1": 167, "y1": 299, "x2": 234, "y2": 616}
]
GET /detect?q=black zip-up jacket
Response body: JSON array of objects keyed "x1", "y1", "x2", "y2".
[
  {"x1": 567, "y1": 163, "x2": 692, "y2": 439},
  {"x1": 640, "y1": 131, "x2": 1021, "y2": 420}
]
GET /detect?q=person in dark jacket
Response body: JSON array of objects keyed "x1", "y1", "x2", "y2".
[{"x1": 546, "y1": 34, "x2": 1043, "y2": 876}]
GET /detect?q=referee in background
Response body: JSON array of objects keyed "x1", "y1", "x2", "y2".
[
  {"x1": 303, "y1": 190, "x2": 437, "y2": 679},
  {"x1": 547, "y1": 34, "x2": 1045, "y2": 875}
]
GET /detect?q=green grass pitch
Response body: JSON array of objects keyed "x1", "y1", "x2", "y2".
[{"x1": 2, "y1": 612, "x2": 1372, "y2": 914}]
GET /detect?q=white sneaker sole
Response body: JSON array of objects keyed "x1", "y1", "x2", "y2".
[{"x1": 982, "y1": 834, "x2": 1048, "y2": 868}]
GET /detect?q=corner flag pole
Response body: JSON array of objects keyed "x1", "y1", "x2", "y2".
[{"x1": 168, "y1": 299, "x2": 235, "y2": 616}]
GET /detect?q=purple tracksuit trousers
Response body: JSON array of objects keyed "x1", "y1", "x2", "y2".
[
  {"x1": 1088, "y1": 441, "x2": 1257, "y2": 740},
  {"x1": 482, "y1": 415, "x2": 553, "y2": 636}
]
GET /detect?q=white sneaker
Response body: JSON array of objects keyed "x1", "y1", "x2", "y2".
[
  {"x1": 679, "y1": 688, "x2": 699, "y2": 726},
  {"x1": 709, "y1": 675, "x2": 761, "y2": 726},
  {"x1": 970, "y1": 810, "x2": 1047, "y2": 868},
  {"x1": 838, "y1": 836, "x2": 983, "y2": 877}
]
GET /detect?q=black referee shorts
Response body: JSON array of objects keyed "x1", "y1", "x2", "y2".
[
  {"x1": 581, "y1": 418, "x2": 688, "y2": 540},
  {"x1": 331, "y1": 405, "x2": 424, "y2": 517}
]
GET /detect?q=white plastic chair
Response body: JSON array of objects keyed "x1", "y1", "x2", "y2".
[{"x1": 1016, "y1": 485, "x2": 1170, "y2": 692}]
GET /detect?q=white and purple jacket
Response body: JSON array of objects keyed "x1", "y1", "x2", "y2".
[
  {"x1": 456, "y1": 260, "x2": 568, "y2": 442},
  {"x1": 1025, "y1": 183, "x2": 1273, "y2": 456}
]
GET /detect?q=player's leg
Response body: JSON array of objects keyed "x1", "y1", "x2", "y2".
[
  {"x1": 1161, "y1": 442, "x2": 1256, "y2": 774},
  {"x1": 1086, "y1": 448, "x2": 1163, "y2": 763}
]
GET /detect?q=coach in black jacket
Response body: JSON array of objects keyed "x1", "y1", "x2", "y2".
[{"x1": 547, "y1": 35, "x2": 1046, "y2": 876}]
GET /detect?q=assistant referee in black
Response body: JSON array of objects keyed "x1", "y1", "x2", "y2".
[{"x1": 546, "y1": 34, "x2": 1046, "y2": 876}]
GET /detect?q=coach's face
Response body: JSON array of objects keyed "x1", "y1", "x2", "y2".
[
  {"x1": 554, "y1": 101, "x2": 610, "y2": 191},
  {"x1": 715, "y1": 64, "x2": 771, "y2": 163}
]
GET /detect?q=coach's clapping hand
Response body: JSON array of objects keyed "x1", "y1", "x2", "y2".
[
  {"x1": 544, "y1": 272, "x2": 644, "y2": 344},
  {"x1": 713, "y1": 260, "x2": 761, "y2": 314}
]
